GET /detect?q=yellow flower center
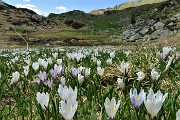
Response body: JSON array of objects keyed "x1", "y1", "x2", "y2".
[
  {"x1": 121, "y1": 67, "x2": 125, "y2": 72},
  {"x1": 136, "y1": 95, "x2": 139, "y2": 99},
  {"x1": 109, "y1": 103, "x2": 115, "y2": 110},
  {"x1": 66, "y1": 107, "x2": 71, "y2": 112},
  {"x1": 152, "y1": 101, "x2": 154, "y2": 107}
]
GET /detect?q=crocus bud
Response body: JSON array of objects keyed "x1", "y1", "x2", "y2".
[
  {"x1": 97, "y1": 67, "x2": 104, "y2": 76},
  {"x1": 117, "y1": 78, "x2": 124, "y2": 90}
]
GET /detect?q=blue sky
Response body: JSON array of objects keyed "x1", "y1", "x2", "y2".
[{"x1": 3, "y1": 0, "x2": 134, "y2": 16}]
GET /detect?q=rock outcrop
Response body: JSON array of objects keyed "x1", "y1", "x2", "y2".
[
  {"x1": 64, "y1": 19, "x2": 85, "y2": 29},
  {"x1": 121, "y1": 19, "x2": 176, "y2": 42}
]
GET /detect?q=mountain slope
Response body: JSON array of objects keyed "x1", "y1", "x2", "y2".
[
  {"x1": 0, "y1": 0, "x2": 48, "y2": 27},
  {"x1": 0, "y1": 0, "x2": 179, "y2": 46},
  {"x1": 90, "y1": 0, "x2": 167, "y2": 15}
]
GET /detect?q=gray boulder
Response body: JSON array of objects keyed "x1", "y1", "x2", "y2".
[
  {"x1": 128, "y1": 33, "x2": 141, "y2": 42},
  {"x1": 147, "y1": 19, "x2": 157, "y2": 26},
  {"x1": 122, "y1": 29, "x2": 131, "y2": 39},
  {"x1": 139, "y1": 27, "x2": 149, "y2": 35},
  {"x1": 150, "y1": 28, "x2": 173, "y2": 40},
  {"x1": 31, "y1": 14, "x2": 44, "y2": 22},
  {"x1": 153, "y1": 22, "x2": 165, "y2": 30}
]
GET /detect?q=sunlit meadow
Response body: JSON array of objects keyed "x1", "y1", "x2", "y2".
[{"x1": 0, "y1": 46, "x2": 179, "y2": 120}]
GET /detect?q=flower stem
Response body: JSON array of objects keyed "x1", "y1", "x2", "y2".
[
  {"x1": 151, "y1": 116, "x2": 157, "y2": 120},
  {"x1": 135, "y1": 109, "x2": 139, "y2": 120},
  {"x1": 109, "y1": 117, "x2": 113, "y2": 120}
]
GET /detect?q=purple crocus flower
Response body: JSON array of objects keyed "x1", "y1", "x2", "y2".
[
  {"x1": 38, "y1": 71, "x2": 47, "y2": 82},
  {"x1": 54, "y1": 64, "x2": 64, "y2": 76},
  {"x1": 47, "y1": 80, "x2": 52, "y2": 89},
  {"x1": 50, "y1": 69, "x2": 58, "y2": 79},
  {"x1": 130, "y1": 88, "x2": 146, "y2": 109},
  {"x1": 71, "y1": 68, "x2": 79, "y2": 77}
]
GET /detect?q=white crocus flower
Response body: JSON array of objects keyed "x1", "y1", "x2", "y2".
[
  {"x1": 47, "y1": 57, "x2": 53, "y2": 64},
  {"x1": 176, "y1": 109, "x2": 180, "y2": 120},
  {"x1": 57, "y1": 59, "x2": 62, "y2": 65},
  {"x1": 151, "y1": 68, "x2": 160, "y2": 81},
  {"x1": 52, "y1": 52, "x2": 58, "y2": 59},
  {"x1": 144, "y1": 88, "x2": 168, "y2": 119},
  {"x1": 61, "y1": 76, "x2": 66, "y2": 86},
  {"x1": 97, "y1": 59, "x2": 101, "y2": 66},
  {"x1": 32, "y1": 62, "x2": 39, "y2": 71},
  {"x1": 91, "y1": 56, "x2": 97, "y2": 63},
  {"x1": 136, "y1": 71, "x2": 145, "y2": 81},
  {"x1": 23, "y1": 65, "x2": 29, "y2": 76},
  {"x1": 42, "y1": 61, "x2": 48, "y2": 70},
  {"x1": 104, "y1": 97, "x2": 120, "y2": 119},
  {"x1": 60, "y1": 100, "x2": 78, "y2": 120},
  {"x1": 97, "y1": 67, "x2": 104, "y2": 76},
  {"x1": 58, "y1": 84, "x2": 69, "y2": 100},
  {"x1": 110, "y1": 52, "x2": 115, "y2": 58},
  {"x1": 67, "y1": 86, "x2": 77, "y2": 104},
  {"x1": 38, "y1": 58, "x2": 44, "y2": 66},
  {"x1": 78, "y1": 73, "x2": 84, "y2": 85},
  {"x1": 164, "y1": 56, "x2": 174, "y2": 72},
  {"x1": 130, "y1": 88, "x2": 145, "y2": 109},
  {"x1": 58, "y1": 85, "x2": 77, "y2": 104},
  {"x1": 106, "y1": 58, "x2": 112, "y2": 65},
  {"x1": 24, "y1": 59, "x2": 31, "y2": 65},
  {"x1": 11, "y1": 71, "x2": 20, "y2": 84},
  {"x1": 84, "y1": 68, "x2": 91, "y2": 77},
  {"x1": 11, "y1": 56, "x2": 19, "y2": 63},
  {"x1": 124, "y1": 50, "x2": 131, "y2": 56},
  {"x1": 36, "y1": 92, "x2": 49, "y2": 110},
  {"x1": 117, "y1": 61, "x2": 129, "y2": 74},
  {"x1": 117, "y1": 78, "x2": 124, "y2": 90}
]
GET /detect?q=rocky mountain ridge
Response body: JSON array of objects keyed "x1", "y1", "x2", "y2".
[
  {"x1": 90, "y1": 0, "x2": 167, "y2": 15},
  {"x1": 118, "y1": 0, "x2": 180, "y2": 42}
]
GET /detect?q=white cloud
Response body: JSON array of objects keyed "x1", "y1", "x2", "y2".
[
  {"x1": 56, "y1": 6, "x2": 68, "y2": 13},
  {"x1": 16, "y1": 4, "x2": 42, "y2": 15},
  {"x1": 22, "y1": 0, "x2": 31, "y2": 2}
]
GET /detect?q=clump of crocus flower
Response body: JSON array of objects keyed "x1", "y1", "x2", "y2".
[
  {"x1": 117, "y1": 61, "x2": 129, "y2": 74},
  {"x1": 58, "y1": 85, "x2": 78, "y2": 120}
]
